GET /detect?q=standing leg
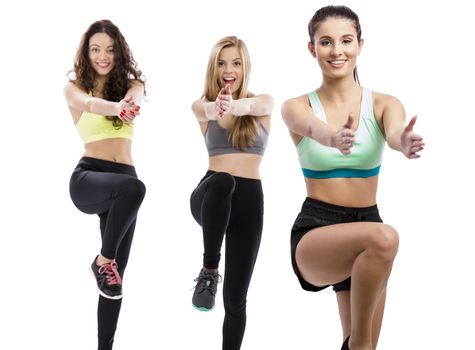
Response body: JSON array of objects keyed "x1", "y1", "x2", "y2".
[
  {"x1": 371, "y1": 288, "x2": 387, "y2": 349},
  {"x1": 97, "y1": 218, "x2": 137, "y2": 349},
  {"x1": 336, "y1": 291, "x2": 351, "y2": 340},
  {"x1": 222, "y1": 178, "x2": 263, "y2": 350}
]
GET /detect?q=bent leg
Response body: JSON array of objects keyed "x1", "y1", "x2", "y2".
[
  {"x1": 190, "y1": 172, "x2": 236, "y2": 269},
  {"x1": 296, "y1": 222, "x2": 399, "y2": 349},
  {"x1": 71, "y1": 170, "x2": 145, "y2": 259}
]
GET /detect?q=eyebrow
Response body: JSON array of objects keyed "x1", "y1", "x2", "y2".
[
  {"x1": 90, "y1": 44, "x2": 114, "y2": 48},
  {"x1": 319, "y1": 34, "x2": 355, "y2": 40}
]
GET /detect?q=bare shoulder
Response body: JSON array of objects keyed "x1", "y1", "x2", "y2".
[
  {"x1": 64, "y1": 81, "x2": 80, "y2": 94},
  {"x1": 63, "y1": 81, "x2": 87, "y2": 104},
  {"x1": 129, "y1": 79, "x2": 145, "y2": 89},
  {"x1": 372, "y1": 91, "x2": 404, "y2": 115},
  {"x1": 372, "y1": 91, "x2": 403, "y2": 107},
  {"x1": 281, "y1": 94, "x2": 311, "y2": 116},
  {"x1": 283, "y1": 93, "x2": 309, "y2": 105}
]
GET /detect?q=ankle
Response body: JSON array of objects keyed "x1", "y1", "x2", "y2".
[
  {"x1": 348, "y1": 338, "x2": 372, "y2": 350},
  {"x1": 96, "y1": 254, "x2": 114, "y2": 266},
  {"x1": 202, "y1": 267, "x2": 218, "y2": 274}
]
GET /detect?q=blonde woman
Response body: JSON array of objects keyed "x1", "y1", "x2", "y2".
[{"x1": 190, "y1": 36, "x2": 273, "y2": 349}]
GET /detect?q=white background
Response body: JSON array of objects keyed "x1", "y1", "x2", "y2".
[{"x1": 1, "y1": 0, "x2": 473, "y2": 349}]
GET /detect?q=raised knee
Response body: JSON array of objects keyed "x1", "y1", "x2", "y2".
[
  {"x1": 370, "y1": 224, "x2": 399, "y2": 261},
  {"x1": 209, "y1": 172, "x2": 236, "y2": 195},
  {"x1": 121, "y1": 178, "x2": 146, "y2": 202}
]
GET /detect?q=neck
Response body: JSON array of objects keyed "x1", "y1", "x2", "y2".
[
  {"x1": 94, "y1": 76, "x2": 107, "y2": 95},
  {"x1": 318, "y1": 74, "x2": 360, "y2": 102}
]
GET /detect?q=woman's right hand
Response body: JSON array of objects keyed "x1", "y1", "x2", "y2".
[
  {"x1": 330, "y1": 114, "x2": 355, "y2": 155},
  {"x1": 215, "y1": 84, "x2": 232, "y2": 118},
  {"x1": 117, "y1": 96, "x2": 140, "y2": 123}
]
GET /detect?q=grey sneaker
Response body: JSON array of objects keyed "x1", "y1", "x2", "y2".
[{"x1": 192, "y1": 269, "x2": 221, "y2": 311}]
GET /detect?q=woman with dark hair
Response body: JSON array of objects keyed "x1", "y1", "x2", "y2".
[
  {"x1": 64, "y1": 19, "x2": 146, "y2": 350},
  {"x1": 281, "y1": 6, "x2": 424, "y2": 350},
  {"x1": 190, "y1": 36, "x2": 273, "y2": 349}
]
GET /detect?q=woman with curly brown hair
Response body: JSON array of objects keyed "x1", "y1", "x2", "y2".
[{"x1": 64, "y1": 20, "x2": 146, "y2": 350}]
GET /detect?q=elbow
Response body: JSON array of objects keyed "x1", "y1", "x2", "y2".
[
  {"x1": 261, "y1": 94, "x2": 274, "y2": 115},
  {"x1": 266, "y1": 95, "x2": 275, "y2": 115},
  {"x1": 253, "y1": 94, "x2": 274, "y2": 116},
  {"x1": 85, "y1": 99, "x2": 93, "y2": 113}
]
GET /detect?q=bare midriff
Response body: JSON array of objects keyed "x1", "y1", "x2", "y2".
[
  {"x1": 83, "y1": 138, "x2": 133, "y2": 165},
  {"x1": 305, "y1": 176, "x2": 379, "y2": 207},
  {"x1": 208, "y1": 153, "x2": 262, "y2": 179}
]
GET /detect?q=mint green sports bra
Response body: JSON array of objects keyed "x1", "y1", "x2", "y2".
[{"x1": 297, "y1": 89, "x2": 385, "y2": 178}]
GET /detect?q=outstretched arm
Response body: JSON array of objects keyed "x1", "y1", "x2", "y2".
[
  {"x1": 382, "y1": 96, "x2": 425, "y2": 159},
  {"x1": 281, "y1": 97, "x2": 355, "y2": 155},
  {"x1": 64, "y1": 81, "x2": 143, "y2": 122},
  {"x1": 192, "y1": 85, "x2": 274, "y2": 122},
  {"x1": 222, "y1": 85, "x2": 274, "y2": 117}
]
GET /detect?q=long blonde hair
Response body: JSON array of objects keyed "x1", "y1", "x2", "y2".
[{"x1": 203, "y1": 36, "x2": 258, "y2": 150}]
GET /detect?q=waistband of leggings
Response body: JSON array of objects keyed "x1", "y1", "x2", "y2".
[
  {"x1": 78, "y1": 156, "x2": 136, "y2": 172},
  {"x1": 205, "y1": 170, "x2": 262, "y2": 184},
  {"x1": 303, "y1": 196, "x2": 378, "y2": 214}
]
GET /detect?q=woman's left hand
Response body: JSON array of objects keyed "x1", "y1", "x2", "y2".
[
  {"x1": 401, "y1": 116, "x2": 425, "y2": 159},
  {"x1": 118, "y1": 96, "x2": 140, "y2": 123}
]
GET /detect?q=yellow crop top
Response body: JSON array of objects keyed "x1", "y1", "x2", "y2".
[{"x1": 75, "y1": 109, "x2": 133, "y2": 144}]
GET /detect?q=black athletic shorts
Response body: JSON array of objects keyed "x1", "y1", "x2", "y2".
[{"x1": 291, "y1": 197, "x2": 382, "y2": 292}]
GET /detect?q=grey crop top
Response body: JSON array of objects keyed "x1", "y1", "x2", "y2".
[{"x1": 204, "y1": 120, "x2": 268, "y2": 156}]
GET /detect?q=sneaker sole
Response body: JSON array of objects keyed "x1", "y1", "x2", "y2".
[
  {"x1": 192, "y1": 303, "x2": 214, "y2": 312},
  {"x1": 89, "y1": 265, "x2": 122, "y2": 300}
]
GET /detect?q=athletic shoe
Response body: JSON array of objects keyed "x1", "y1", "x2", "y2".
[
  {"x1": 90, "y1": 257, "x2": 123, "y2": 300},
  {"x1": 341, "y1": 336, "x2": 350, "y2": 350},
  {"x1": 192, "y1": 269, "x2": 221, "y2": 311}
]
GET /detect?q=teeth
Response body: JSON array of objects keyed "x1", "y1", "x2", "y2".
[
  {"x1": 330, "y1": 60, "x2": 345, "y2": 64},
  {"x1": 224, "y1": 78, "x2": 235, "y2": 81}
]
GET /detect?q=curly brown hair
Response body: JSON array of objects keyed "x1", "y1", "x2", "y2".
[{"x1": 69, "y1": 19, "x2": 145, "y2": 128}]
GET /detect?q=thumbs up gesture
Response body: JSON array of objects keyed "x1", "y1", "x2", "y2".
[
  {"x1": 401, "y1": 116, "x2": 425, "y2": 159},
  {"x1": 331, "y1": 113, "x2": 356, "y2": 155}
]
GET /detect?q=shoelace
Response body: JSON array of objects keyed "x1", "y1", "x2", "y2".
[
  {"x1": 193, "y1": 273, "x2": 222, "y2": 294},
  {"x1": 98, "y1": 262, "x2": 122, "y2": 286}
]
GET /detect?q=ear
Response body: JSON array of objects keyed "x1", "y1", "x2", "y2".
[
  {"x1": 358, "y1": 38, "x2": 364, "y2": 55},
  {"x1": 308, "y1": 41, "x2": 317, "y2": 58}
]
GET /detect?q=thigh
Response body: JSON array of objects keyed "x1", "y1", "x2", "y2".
[
  {"x1": 189, "y1": 171, "x2": 235, "y2": 224},
  {"x1": 70, "y1": 170, "x2": 137, "y2": 214},
  {"x1": 189, "y1": 172, "x2": 214, "y2": 224},
  {"x1": 296, "y1": 221, "x2": 392, "y2": 287}
]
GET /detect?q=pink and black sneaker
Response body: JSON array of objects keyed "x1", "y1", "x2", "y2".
[{"x1": 90, "y1": 257, "x2": 123, "y2": 300}]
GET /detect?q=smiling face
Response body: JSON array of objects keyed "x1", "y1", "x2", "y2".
[
  {"x1": 309, "y1": 17, "x2": 362, "y2": 80},
  {"x1": 88, "y1": 32, "x2": 115, "y2": 77},
  {"x1": 217, "y1": 46, "x2": 243, "y2": 96}
]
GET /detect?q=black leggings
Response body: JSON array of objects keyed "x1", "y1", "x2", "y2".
[
  {"x1": 190, "y1": 171, "x2": 263, "y2": 350},
  {"x1": 69, "y1": 157, "x2": 146, "y2": 350}
]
